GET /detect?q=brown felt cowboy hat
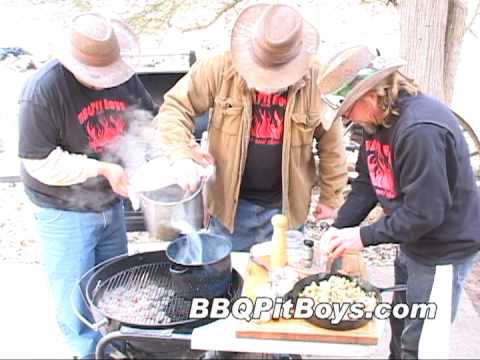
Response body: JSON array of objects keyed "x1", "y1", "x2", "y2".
[
  {"x1": 231, "y1": 3, "x2": 320, "y2": 90},
  {"x1": 318, "y1": 45, "x2": 406, "y2": 123},
  {"x1": 56, "y1": 13, "x2": 140, "y2": 88}
]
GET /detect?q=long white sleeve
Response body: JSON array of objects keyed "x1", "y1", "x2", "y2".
[{"x1": 22, "y1": 147, "x2": 101, "y2": 186}]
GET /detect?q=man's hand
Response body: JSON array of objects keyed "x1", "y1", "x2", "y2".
[
  {"x1": 314, "y1": 202, "x2": 336, "y2": 220},
  {"x1": 321, "y1": 226, "x2": 364, "y2": 260},
  {"x1": 171, "y1": 158, "x2": 203, "y2": 193},
  {"x1": 191, "y1": 146, "x2": 215, "y2": 167},
  {"x1": 98, "y1": 162, "x2": 129, "y2": 197},
  {"x1": 172, "y1": 147, "x2": 215, "y2": 193}
]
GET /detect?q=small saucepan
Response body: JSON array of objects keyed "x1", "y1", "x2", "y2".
[
  {"x1": 166, "y1": 233, "x2": 232, "y2": 300},
  {"x1": 284, "y1": 272, "x2": 406, "y2": 331}
]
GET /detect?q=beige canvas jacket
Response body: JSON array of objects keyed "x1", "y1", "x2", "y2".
[{"x1": 153, "y1": 51, "x2": 347, "y2": 232}]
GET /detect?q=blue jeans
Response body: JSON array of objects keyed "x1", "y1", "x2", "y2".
[
  {"x1": 208, "y1": 198, "x2": 282, "y2": 251},
  {"x1": 33, "y1": 201, "x2": 128, "y2": 358},
  {"x1": 389, "y1": 249, "x2": 477, "y2": 359}
]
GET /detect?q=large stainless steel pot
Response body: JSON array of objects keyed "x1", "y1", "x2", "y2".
[
  {"x1": 139, "y1": 180, "x2": 204, "y2": 240},
  {"x1": 166, "y1": 233, "x2": 232, "y2": 299}
]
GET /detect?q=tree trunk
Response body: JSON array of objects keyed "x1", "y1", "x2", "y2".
[
  {"x1": 399, "y1": 0, "x2": 448, "y2": 100},
  {"x1": 399, "y1": 0, "x2": 467, "y2": 104},
  {"x1": 444, "y1": 0, "x2": 468, "y2": 104}
]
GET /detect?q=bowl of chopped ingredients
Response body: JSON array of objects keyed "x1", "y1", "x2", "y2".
[{"x1": 284, "y1": 273, "x2": 406, "y2": 330}]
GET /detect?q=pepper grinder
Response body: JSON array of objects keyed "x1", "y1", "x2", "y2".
[{"x1": 270, "y1": 214, "x2": 288, "y2": 270}]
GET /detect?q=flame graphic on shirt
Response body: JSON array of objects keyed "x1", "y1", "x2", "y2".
[
  {"x1": 365, "y1": 139, "x2": 397, "y2": 199},
  {"x1": 77, "y1": 99, "x2": 127, "y2": 152},
  {"x1": 250, "y1": 91, "x2": 287, "y2": 145}
]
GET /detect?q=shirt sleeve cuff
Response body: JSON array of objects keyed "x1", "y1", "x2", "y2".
[
  {"x1": 318, "y1": 194, "x2": 342, "y2": 209},
  {"x1": 84, "y1": 158, "x2": 101, "y2": 178}
]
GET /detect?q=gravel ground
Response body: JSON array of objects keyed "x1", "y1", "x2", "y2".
[
  {"x1": 0, "y1": 0, "x2": 478, "y2": 318},
  {"x1": 0, "y1": 182, "x2": 166, "y2": 263},
  {"x1": 0, "y1": 182, "x2": 39, "y2": 264},
  {"x1": 464, "y1": 253, "x2": 480, "y2": 314},
  {"x1": 0, "y1": 181, "x2": 398, "y2": 266},
  {"x1": 2, "y1": 180, "x2": 478, "y2": 316}
]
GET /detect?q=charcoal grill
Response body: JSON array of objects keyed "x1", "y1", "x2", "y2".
[{"x1": 73, "y1": 250, "x2": 243, "y2": 359}]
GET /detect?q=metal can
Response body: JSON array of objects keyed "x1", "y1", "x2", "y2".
[{"x1": 301, "y1": 239, "x2": 314, "y2": 268}]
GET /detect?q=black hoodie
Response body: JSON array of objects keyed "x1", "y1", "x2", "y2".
[{"x1": 334, "y1": 93, "x2": 480, "y2": 265}]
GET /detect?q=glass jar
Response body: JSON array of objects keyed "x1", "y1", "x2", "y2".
[{"x1": 286, "y1": 230, "x2": 304, "y2": 267}]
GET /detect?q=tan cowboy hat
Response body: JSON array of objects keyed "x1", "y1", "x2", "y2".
[
  {"x1": 231, "y1": 3, "x2": 320, "y2": 90},
  {"x1": 318, "y1": 46, "x2": 406, "y2": 123},
  {"x1": 56, "y1": 13, "x2": 140, "y2": 88}
]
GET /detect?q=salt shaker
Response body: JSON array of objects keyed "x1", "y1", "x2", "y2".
[
  {"x1": 315, "y1": 222, "x2": 331, "y2": 272},
  {"x1": 316, "y1": 240, "x2": 330, "y2": 272}
]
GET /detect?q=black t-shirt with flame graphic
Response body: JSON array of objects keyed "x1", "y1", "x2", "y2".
[
  {"x1": 18, "y1": 60, "x2": 158, "y2": 212},
  {"x1": 240, "y1": 90, "x2": 288, "y2": 207}
]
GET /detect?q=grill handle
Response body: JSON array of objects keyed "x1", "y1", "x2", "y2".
[
  {"x1": 71, "y1": 253, "x2": 129, "y2": 331},
  {"x1": 169, "y1": 263, "x2": 190, "y2": 274}
]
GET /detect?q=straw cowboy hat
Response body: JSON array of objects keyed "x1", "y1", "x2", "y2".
[
  {"x1": 56, "y1": 13, "x2": 140, "y2": 88},
  {"x1": 318, "y1": 45, "x2": 406, "y2": 123},
  {"x1": 231, "y1": 3, "x2": 320, "y2": 90}
]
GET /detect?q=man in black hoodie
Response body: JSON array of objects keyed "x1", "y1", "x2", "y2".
[{"x1": 317, "y1": 46, "x2": 480, "y2": 359}]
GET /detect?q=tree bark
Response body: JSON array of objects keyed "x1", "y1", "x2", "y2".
[
  {"x1": 444, "y1": 0, "x2": 468, "y2": 103},
  {"x1": 399, "y1": 0, "x2": 448, "y2": 101},
  {"x1": 399, "y1": 0, "x2": 467, "y2": 104}
]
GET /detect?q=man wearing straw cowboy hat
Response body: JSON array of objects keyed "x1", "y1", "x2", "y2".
[
  {"x1": 18, "y1": 13, "x2": 157, "y2": 358},
  {"x1": 154, "y1": 3, "x2": 347, "y2": 251},
  {"x1": 318, "y1": 46, "x2": 480, "y2": 358}
]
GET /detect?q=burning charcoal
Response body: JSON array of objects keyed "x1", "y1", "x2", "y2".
[{"x1": 97, "y1": 283, "x2": 180, "y2": 325}]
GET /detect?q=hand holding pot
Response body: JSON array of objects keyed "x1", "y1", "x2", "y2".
[
  {"x1": 172, "y1": 158, "x2": 204, "y2": 193},
  {"x1": 98, "y1": 161, "x2": 129, "y2": 197},
  {"x1": 172, "y1": 154, "x2": 215, "y2": 193},
  {"x1": 191, "y1": 145, "x2": 215, "y2": 167}
]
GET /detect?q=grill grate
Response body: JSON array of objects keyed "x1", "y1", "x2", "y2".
[{"x1": 94, "y1": 262, "x2": 193, "y2": 327}]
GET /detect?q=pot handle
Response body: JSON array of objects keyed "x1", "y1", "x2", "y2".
[
  {"x1": 378, "y1": 284, "x2": 408, "y2": 293},
  {"x1": 71, "y1": 253, "x2": 128, "y2": 331},
  {"x1": 282, "y1": 289, "x2": 295, "y2": 302},
  {"x1": 170, "y1": 263, "x2": 190, "y2": 275}
]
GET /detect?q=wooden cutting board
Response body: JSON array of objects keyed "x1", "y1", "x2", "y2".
[{"x1": 235, "y1": 255, "x2": 379, "y2": 345}]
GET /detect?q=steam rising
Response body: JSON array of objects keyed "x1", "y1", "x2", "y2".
[
  {"x1": 171, "y1": 219, "x2": 204, "y2": 264},
  {"x1": 102, "y1": 107, "x2": 163, "y2": 175},
  {"x1": 97, "y1": 106, "x2": 212, "y2": 253}
]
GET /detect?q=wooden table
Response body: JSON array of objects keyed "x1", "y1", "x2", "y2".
[{"x1": 191, "y1": 252, "x2": 386, "y2": 358}]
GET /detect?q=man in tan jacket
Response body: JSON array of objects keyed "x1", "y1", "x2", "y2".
[{"x1": 154, "y1": 3, "x2": 347, "y2": 251}]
